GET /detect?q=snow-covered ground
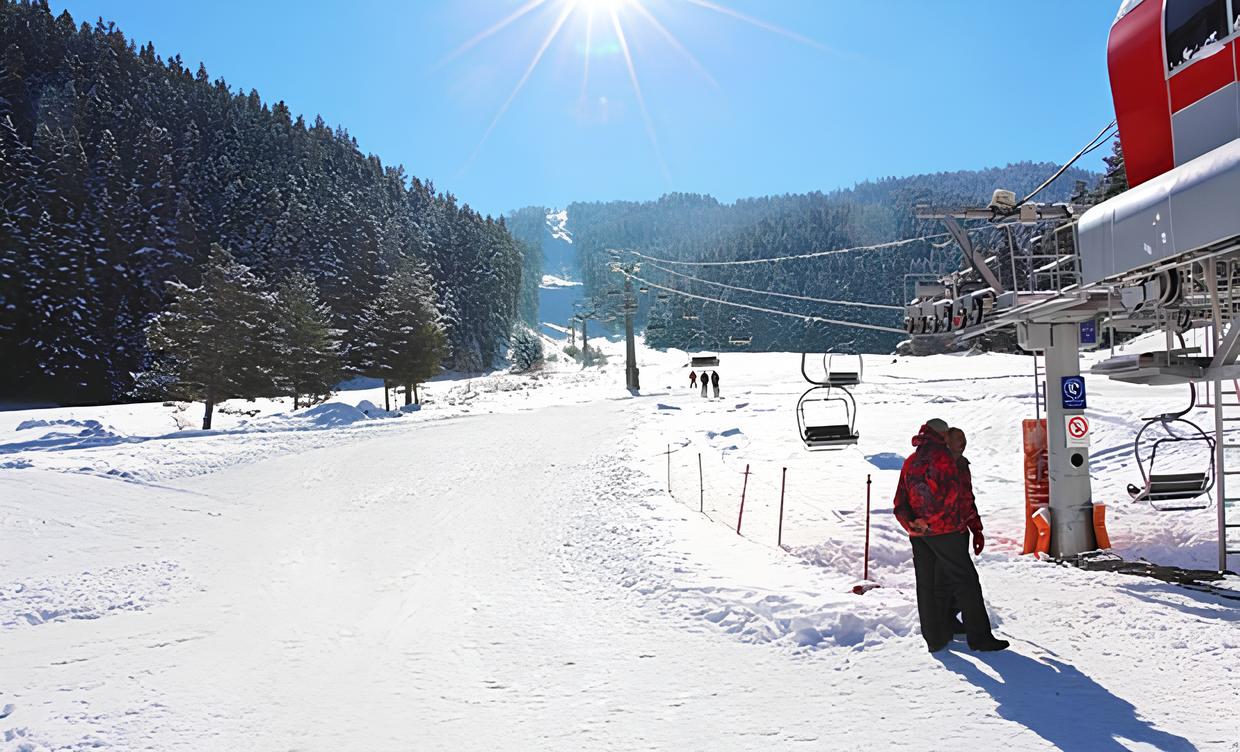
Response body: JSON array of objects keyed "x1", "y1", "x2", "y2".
[
  {"x1": 2, "y1": 334, "x2": 1238, "y2": 750},
  {"x1": 540, "y1": 274, "x2": 582, "y2": 289}
]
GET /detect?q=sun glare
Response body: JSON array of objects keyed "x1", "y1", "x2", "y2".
[{"x1": 449, "y1": 0, "x2": 830, "y2": 176}]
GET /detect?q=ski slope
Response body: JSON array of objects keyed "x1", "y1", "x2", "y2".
[{"x1": 2, "y1": 336, "x2": 1238, "y2": 750}]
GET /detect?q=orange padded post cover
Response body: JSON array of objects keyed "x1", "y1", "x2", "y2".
[
  {"x1": 1022, "y1": 419, "x2": 1050, "y2": 555},
  {"x1": 1093, "y1": 503, "x2": 1112, "y2": 550},
  {"x1": 1032, "y1": 507, "x2": 1052, "y2": 559}
]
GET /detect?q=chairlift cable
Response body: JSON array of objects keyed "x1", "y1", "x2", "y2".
[
  {"x1": 645, "y1": 262, "x2": 904, "y2": 311},
  {"x1": 619, "y1": 230, "x2": 989, "y2": 267},
  {"x1": 622, "y1": 271, "x2": 906, "y2": 334},
  {"x1": 1016, "y1": 119, "x2": 1118, "y2": 208}
]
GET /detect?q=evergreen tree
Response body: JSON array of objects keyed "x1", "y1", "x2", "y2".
[
  {"x1": 351, "y1": 264, "x2": 446, "y2": 406},
  {"x1": 273, "y1": 271, "x2": 342, "y2": 408},
  {"x1": 0, "y1": 1, "x2": 524, "y2": 405},
  {"x1": 145, "y1": 244, "x2": 279, "y2": 429},
  {"x1": 510, "y1": 327, "x2": 544, "y2": 372},
  {"x1": 1096, "y1": 138, "x2": 1129, "y2": 202}
]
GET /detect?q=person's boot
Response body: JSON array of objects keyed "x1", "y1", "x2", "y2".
[
  {"x1": 968, "y1": 637, "x2": 1010, "y2": 652},
  {"x1": 927, "y1": 638, "x2": 951, "y2": 653}
]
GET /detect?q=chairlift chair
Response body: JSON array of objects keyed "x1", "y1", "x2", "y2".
[
  {"x1": 796, "y1": 353, "x2": 861, "y2": 450},
  {"x1": 729, "y1": 336, "x2": 752, "y2": 347},
  {"x1": 690, "y1": 353, "x2": 720, "y2": 368},
  {"x1": 1126, "y1": 386, "x2": 1216, "y2": 512}
]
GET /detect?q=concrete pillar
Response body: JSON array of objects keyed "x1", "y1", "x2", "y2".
[{"x1": 1019, "y1": 322, "x2": 1096, "y2": 556}]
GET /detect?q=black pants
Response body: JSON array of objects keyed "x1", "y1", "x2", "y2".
[{"x1": 911, "y1": 531, "x2": 993, "y2": 647}]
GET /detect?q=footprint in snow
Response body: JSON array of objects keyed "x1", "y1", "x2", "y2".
[{"x1": 0, "y1": 703, "x2": 14, "y2": 719}]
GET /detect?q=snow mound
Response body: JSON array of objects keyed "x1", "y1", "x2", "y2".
[
  {"x1": 297, "y1": 402, "x2": 372, "y2": 427},
  {"x1": 2, "y1": 419, "x2": 127, "y2": 454},
  {"x1": 354, "y1": 400, "x2": 400, "y2": 418}
]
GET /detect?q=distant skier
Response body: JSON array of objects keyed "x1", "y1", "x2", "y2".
[
  {"x1": 700, "y1": 371, "x2": 709, "y2": 398},
  {"x1": 689, "y1": 371, "x2": 698, "y2": 390},
  {"x1": 892, "y1": 418, "x2": 1007, "y2": 653},
  {"x1": 710, "y1": 370, "x2": 720, "y2": 399}
]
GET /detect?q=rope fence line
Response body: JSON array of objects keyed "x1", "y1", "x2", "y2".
[{"x1": 658, "y1": 442, "x2": 878, "y2": 587}]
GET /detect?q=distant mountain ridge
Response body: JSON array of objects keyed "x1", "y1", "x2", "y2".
[{"x1": 509, "y1": 160, "x2": 1098, "y2": 353}]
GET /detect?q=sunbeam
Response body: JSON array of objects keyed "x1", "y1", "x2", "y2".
[
  {"x1": 628, "y1": 1, "x2": 718, "y2": 89},
  {"x1": 449, "y1": 0, "x2": 833, "y2": 172},
  {"x1": 438, "y1": 0, "x2": 549, "y2": 68},
  {"x1": 465, "y1": 0, "x2": 577, "y2": 168},
  {"x1": 610, "y1": 7, "x2": 671, "y2": 182},
  {"x1": 680, "y1": 0, "x2": 834, "y2": 54},
  {"x1": 579, "y1": 3, "x2": 595, "y2": 105}
]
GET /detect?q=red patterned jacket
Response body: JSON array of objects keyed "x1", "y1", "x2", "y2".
[{"x1": 892, "y1": 424, "x2": 970, "y2": 536}]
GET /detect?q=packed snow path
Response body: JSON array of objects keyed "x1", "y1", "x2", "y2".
[{"x1": 2, "y1": 396, "x2": 1237, "y2": 750}]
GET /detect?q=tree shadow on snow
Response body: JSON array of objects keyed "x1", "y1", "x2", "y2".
[{"x1": 934, "y1": 649, "x2": 1196, "y2": 751}]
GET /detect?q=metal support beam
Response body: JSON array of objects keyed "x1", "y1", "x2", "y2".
[
  {"x1": 1019, "y1": 322, "x2": 1096, "y2": 556},
  {"x1": 944, "y1": 217, "x2": 1005, "y2": 294}
]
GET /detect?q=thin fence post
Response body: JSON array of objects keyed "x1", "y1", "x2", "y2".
[
  {"x1": 736, "y1": 464, "x2": 751, "y2": 535},
  {"x1": 778, "y1": 467, "x2": 787, "y2": 548},
  {"x1": 667, "y1": 443, "x2": 671, "y2": 495},
  {"x1": 863, "y1": 474, "x2": 872, "y2": 582},
  {"x1": 698, "y1": 453, "x2": 704, "y2": 514}
]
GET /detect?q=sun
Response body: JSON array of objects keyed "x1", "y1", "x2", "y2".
[{"x1": 445, "y1": 0, "x2": 831, "y2": 177}]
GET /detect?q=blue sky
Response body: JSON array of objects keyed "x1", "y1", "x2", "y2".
[{"x1": 51, "y1": 0, "x2": 1121, "y2": 217}]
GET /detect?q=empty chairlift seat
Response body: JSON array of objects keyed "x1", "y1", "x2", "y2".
[
  {"x1": 1126, "y1": 409, "x2": 1216, "y2": 512},
  {"x1": 690, "y1": 354, "x2": 720, "y2": 368},
  {"x1": 797, "y1": 353, "x2": 861, "y2": 450}
]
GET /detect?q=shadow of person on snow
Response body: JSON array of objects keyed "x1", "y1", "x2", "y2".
[{"x1": 934, "y1": 648, "x2": 1196, "y2": 751}]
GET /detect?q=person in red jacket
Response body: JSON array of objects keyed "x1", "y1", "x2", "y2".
[
  {"x1": 689, "y1": 371, "x2": 698, "y2": 390},
  {"x1": 946, "y1": 427, "x2": 984, "y2": 555},
  {"x1": 893, "y1": 419, "x2": 1007, "y2": 653}
]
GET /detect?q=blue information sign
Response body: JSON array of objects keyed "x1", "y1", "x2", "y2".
[
  {"x1": 1080, "y1": 320, "x2": 1097, "y2": 346},
  {"x1": 1062, "y1": 376, "x2": 1087, "y2": 410}
]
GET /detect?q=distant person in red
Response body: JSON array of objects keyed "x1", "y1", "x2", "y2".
[
  {"x1": 893, "y1": 418, "x2": 1007, "y2": 653},
  {"x1": 689, "y1": 371, "x2": 698, "y2": 390}
]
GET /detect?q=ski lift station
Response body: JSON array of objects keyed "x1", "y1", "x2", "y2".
[{"x1": 903, "y1": 0, "x2": 1240, "y2": 569}]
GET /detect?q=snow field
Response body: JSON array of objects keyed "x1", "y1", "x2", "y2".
[{"x1": 1, "y1": 333, "x2": 1238, "y2": 749}]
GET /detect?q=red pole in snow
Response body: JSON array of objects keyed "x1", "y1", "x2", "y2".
[
  {"x1": 863, "y1": 474, "x2": 872, "y2": 582},
  {"x1": 736, "y1": 464, "x2": 751, "y2": 535},
  {"x1": 777, "y1": 467, "x2": 787, "y2": 548},
  {"x1": 853, "y1": 475, "x2": 879, "y2": 595}
]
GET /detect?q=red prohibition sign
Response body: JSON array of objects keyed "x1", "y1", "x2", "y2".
[{"x1": 1067, "y1": 416, "x2": 1089, "y2": 439}]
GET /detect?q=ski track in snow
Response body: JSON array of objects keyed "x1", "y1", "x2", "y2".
[{"x1": 1, "y1": 336, "x2": 1238, "y2": 749}]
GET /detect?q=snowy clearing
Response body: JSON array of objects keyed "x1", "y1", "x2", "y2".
[{"x1": 2, "y1": 336, "x2": 1238, "y2": 750}]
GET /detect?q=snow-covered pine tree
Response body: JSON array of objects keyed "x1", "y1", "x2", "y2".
[
  {"x1": 273, "y1": 271, "x2": 342, "y2": 409},
  {"x1": 146, "y1": 244, "x2": 280, "y2": 429},
  {"x1": 350, "y1": 263, "x2": 446, "y2": 406},
  {"x1": 510, "y1": 327, "x2": 544, "y2": 372}
]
